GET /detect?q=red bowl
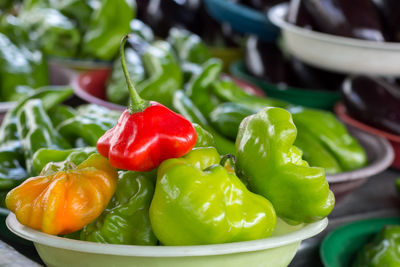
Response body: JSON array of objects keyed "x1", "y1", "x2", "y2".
[
  {"x1": 335, "y1": 102, "x2": 400, "y2": 169},
  {"x1": 72, "y1": 69, "x2": 266, "y2": 112}
]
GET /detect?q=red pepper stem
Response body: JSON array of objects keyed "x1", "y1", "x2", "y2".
[{"x1": 120, "y1": 35, "x2": 149, "y2": 113}]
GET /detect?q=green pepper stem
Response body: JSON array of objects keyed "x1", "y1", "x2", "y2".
[
  {"x1": 120, "y1": 35, "x2": 149, "y2": 113},
  {"x1": 220, "y1": 154, "x2": 236, "y2": 167}
]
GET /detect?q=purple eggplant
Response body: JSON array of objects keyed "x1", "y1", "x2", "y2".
[
  {"x1": 287, "y1": 0, "x2": 315, "y2": 29},
  {"x1": 302, "y1": 0, "x2": 385, "y2": 41},
  {"x1": 240, "y1": 0, "x2": 287, "y2": 10},
  {"x1": 342, "y1": 76, "x2": 400, "y2": 135},
  {"x1": 372, "y1": 0, "x2": 400, "y2": 42}
]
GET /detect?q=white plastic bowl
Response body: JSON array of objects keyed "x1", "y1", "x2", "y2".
[
  {"x1": 7, "y1": 213, "x2": 327, "y2": 267},
  {"x1": 268, "y1": 3, "x2": 400, "y2": 76}
]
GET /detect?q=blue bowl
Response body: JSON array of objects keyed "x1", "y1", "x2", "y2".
[{"x1": 203, "y1": 0, "x2": 279, "y2": 42}]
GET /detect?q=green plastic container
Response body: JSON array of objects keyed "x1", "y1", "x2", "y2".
[
  {"x1": 230, "y1": 61, "x2": 341, "y2": 110},
  {"x1": 320, "y1": 217, "x2": 400, "y2": 267}
]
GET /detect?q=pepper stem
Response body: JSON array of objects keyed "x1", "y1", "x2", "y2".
[
  {"x1": 120, "y1": 35, "x2": 149, "y2": 113},
  {"x1": 220, "y1": 154, "x2": 236, "y2": 167}
]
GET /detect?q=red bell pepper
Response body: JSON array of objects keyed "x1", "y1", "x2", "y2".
[{"x1": 97, "y1": 35, "x2": 197, "y2": 171}]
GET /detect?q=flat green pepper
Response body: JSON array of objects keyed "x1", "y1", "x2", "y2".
[
  {"x1": 137, "y1": 41, "x2": 183, "y2": 108},
  {"x1": 173, "y1": 90, "x2": 235, "y2": 155},
  {"x1": 235, "y1": 107, "x2": 335, "y2": 224},
  {"x1": 212, "y1": 77, "x2": 289, "y2": 110},
  {"x1": 81, "y1": 170, "x2": 157, "y2": 245},
  {"x1": 150, "y1": 147, "x2": 276, "y2": 245},
  {"x1": 0, "y1": 141, "x2": 27, "y2": 192},
  {"x1": 167, "y1": 27, "x2": 211, "y2": 64},
  {"x1": 294, "y1": 129, "x2": 342, "y2": 174},
  {"x1": 81, "y1": 0, "x2": 135, "y2": 60},
  {"x1": 290, "y1": 107, "x2": 367, "y2": 171},
  {"x1": 106, "y1": 47, "x2": 145, "y2": 105},
  {"x1": 186, "y1": 58, "x2": 223, "y2": 118},
  {"x1": 353, "y1": 225, "x2": 400, "y2": 267},
  {"x1": 17, "y1": 99, "x2": 71, "y2": 174},
  {"x1": 31, "y1": 147, "x2": 97, "y2": 176},
  {"x1": 210, "y1": 102, "x2": 256, "y2": 140}
]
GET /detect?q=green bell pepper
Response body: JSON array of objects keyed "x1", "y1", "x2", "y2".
[
  {"x1": 212, "y1": 77, "x2": 288, "y2": 110},
  {"x1": 54, "y1": 0, "x2": 93, "y2": 34},
  {"x1": 150, "y1": 147, "x2": 276, "y2": 245},
  {"x1": 31, "y1": 147, "x2": 97, "y2": 175},
  {"x1": 75, "y1": 104, "x2": 122, "y2": 121},
  {"x1": 130, "y1": 19, "x2": 154, "y2": 43},
  {"x1": 193, "y1": 123, "x2": 216, "y2": 148},
  {"x1": 48, "y1": 105, "x2": 76, "y2": 128},
  {"x1": 81, "y1": 170, "x2": 158, "y2": 245},
  {"x1": 17, "y1": 99, "x2": 71, "y2": 174},
  {"x1": 137, "y1": 41, "x2": 183, "y2": 108},
  {"x1": 235, "y1": 107, "x2": 335, "y2": 224},
  {"x1": 209, "y1": 102, "x2": 256, "y2": 140},
  {"x1": 81, "y1": 0, "x2": 135, "y2": 60},
  {"x1": 167, "y1": 27, "x2": 211, "y2": 64},
  {"x1": 173, "y1": 90, "x2": 235, "y2": 155},
  {"x1": 186, "y1": 58, "x2": 223, "y2": 118},
  {"x1": 290, "y1": 107, "x2": 367, "y2": 171},
  {"x1": 106, "y1": 47, "x2": 145, "y2": 105},
  {"x1": 294, "y1": 129, "x2": 342, "y2": 175},
  {"x1": 0, "y1": 141, "x2": 27, "y2": 192},
  {"x1": 353, "y1": 225, "x2": 400, "y2": 267}
]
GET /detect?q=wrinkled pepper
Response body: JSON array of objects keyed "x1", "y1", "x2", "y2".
[
  {"x1": 150, "y1": 147, "x2": 276, "y2": 245},
  {"x1": 0, "y1": 141, "x2": 27, "y2": 192},
  {"x1": 97, "y1": 35, "x2": 196, "y2": 172},
  {"x1": 32, "y1": 147, "x2": 97, "y2": 176},
  {"x1": 353, "y1": 225, "x2": 400, "y2": 267},
  {"x1": 6, "y1": 154, "x2": 118, "y2": 235},
  {"x1": 17, "y1": 99, "x2": 71, "y2": 174},
  {"x1": 290, "y1": 107, "x2": 367, "y2": 171},
  {"x1": 235, "y1": 107, "x2": 335, "y2": 224},
  {"x1": 173, "y1": 90, "x2": 236, "y2": 155},
  {"x1": 81, "y1": 0, "x2": 135, "y2": 60},
  {"x1": 81, "y1": 170, "x2": 157, "y2": 245}
]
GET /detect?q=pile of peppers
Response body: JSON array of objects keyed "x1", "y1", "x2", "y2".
[{"x1": 5, "y1": 35, "x2": 336, "y2": 247}]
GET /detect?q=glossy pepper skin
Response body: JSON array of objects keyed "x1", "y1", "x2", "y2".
[
  {"x1": 81, "y1": 170, "x2": 157, "y2": 245},
  {"x1": 6, "y1": 154, "x2": 118, "y2": 235},
  {"x1": 290, "y1": 107, "x2": 367, "y2": 171},
  {"x1": 17, "y1": 99, "x2": 71, "y2": 174},
  {"x1": 48, "y1": 105, "x2": 76, "y2": 128},
  {"x1": 81, "y1": 0, "x2": 135, "y2": 60},
  {"x1": 32, "y1": 147, "x2": 97, "y2": 176},
  {"x1": 235, "y1": 107, "x2": 335, "y2": 224},
  {"x1": 192, "y1": 123, "x2": 216, "y2": 148},
  {"x1": 352, "y1": 225, "x2": 400, "y2": 267},
  {"x1": 173, "y1": 90, "x2": 236, "y2": 155},
  {"x1": 0, "y1": 141, "x2": 27, "y2": 191},
  {"x1": 150, "y1": 147, "x2": 276, "y2": 245},
  {"x1": 97, "y1": 35, "x2": 196, "y2": 172}
]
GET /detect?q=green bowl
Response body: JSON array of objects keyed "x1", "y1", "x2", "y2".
[
  {"x1": 7, "y1": 213, "x2": 327, "y2": 267},
  {"x1": 320, "y1": 217, "x2": 400, "y2": 267},
  {"x1": 230, "y1": 61, "x2": 341, "y2": 110}
]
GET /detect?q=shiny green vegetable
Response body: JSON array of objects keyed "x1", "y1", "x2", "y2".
[
  {"x1": 173, "y1": 90, "x2": 235, "y2": 155},
  {"x1": 193, "y1": 123, "x2": 216, "y2": 148},
  {"x1": 48, "y1": 105, "x2": 76, "y2": 128},
  {"x1": 0, "y1": 141, "x2": 27, "y2": 191},
  {"x1": 130, "y1": 19, "x2": 154, "y2": 43},
  {"x1": 17, "y1": 99, "x2": 71, "y2": 174},
  {"x1": 31, "y1": 147, "x2": 97, "y2": 175},
  {"x1": 353, "y1": 225, "x2": 400, "y2": 267},
  {"x1": 290, "y1": 107, "x2": 367, "y2": 171},
  {"x1": 150, "y1": 147, "x2": 276, "y2": 245},
  {"x1": 235, "y1": 107, "x2": 335, "y2": 224},
  {"x1": 81, "y1": 170, "x2": 157, "y2": 245},
  {"x1": 81, "y1": 0, "x2": 135, "y2": 60}
]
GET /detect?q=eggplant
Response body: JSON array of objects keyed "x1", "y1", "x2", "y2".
[
  {"x1": 302, "y1": 0, "x2": 385, "y2": 41},
  {"x1": 240, "y1": 0, "x2": 286, "y2": 10},
  {"x1": 287, "y1": 0, "x2": 315, "y2": 29},
  {"x1": 372, "y1": 0, "x2": 400, "y2": 42},
  {"x1": 342, "y1": 76, "x2": 400, "y2": 135}
]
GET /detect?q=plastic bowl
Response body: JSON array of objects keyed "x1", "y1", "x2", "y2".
[
  {"x1": 6, "y1": 213, "x2": 327, "y2": 267},
  {"x1": 335, "y1": 102, "x2": 400, "y2": 169},
  {"x1": 320, "y1": 217, "x2": 400, "y2": 267},
  {"x1": 72, "y1": 70, "x2": 266, "y2": 111},
  {"x1": 268, "y1": 3, "x2": 400, "y2": 76},
  {"x1": 230, "y1": 61, "x2": 340, "y2": 110},
  {"x1": 326, "y1": 126, "x2": 394, "y2": 202},
  {"x1": 203, "y1": 0, "x2": 279, "y2": 42}
]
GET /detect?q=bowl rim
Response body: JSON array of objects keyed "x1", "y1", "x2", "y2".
[
  {"x1": 6, "y1": 213, "x2": 328, "y2": 257},
  {"x1": 268, "y1": 3, "x2": 400, "y2": 50},
  {"x1": 325, "y1": 125, "x2": 394, "y2": 183},
  {"x1": 335, "y1": 102, "x2": 400, "y2": 143},
  {"x1": 320, "y1": 217, "x2": 400, "y2": 267}
]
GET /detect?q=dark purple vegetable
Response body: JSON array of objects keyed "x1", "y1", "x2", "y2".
[
  {"x1": 240, "y1": 0, "x2": 286, "y2": 10},
  {"x1": 342, "y1": 76, "x2": 400, "y2": 135},
  {"x1": 287, "y1": 0, "x2": 315, "y2": 29},
  {"x1": 372, "y1": 0, "x2": 400, "y2": 42},
  {"x1": 302, "y1": 0, "x2": 385, "y2": 41}
]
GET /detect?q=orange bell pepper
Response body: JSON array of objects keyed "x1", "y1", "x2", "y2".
[{"x1": 6, "y1": 154, "x2": 118, "y2": 235}]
